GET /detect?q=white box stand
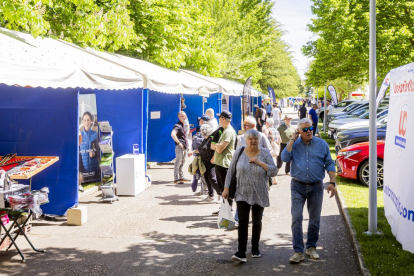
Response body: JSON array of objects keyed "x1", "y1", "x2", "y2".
[
  {"x1": 67, "y1": 206, "x2": 87, "y2": 226},
  {"x1": 116, "y1": 154, "x2": 146, "y2": 196}
]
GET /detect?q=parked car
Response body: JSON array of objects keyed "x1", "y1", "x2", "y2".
[
  {"x1": 326, "y1": 101, "x2": 368, "y2": 123},
  {"x1": 336, "y1": 140, "x2": 385, "y2": 187},
  {"x1": 332, "y1": 99, "x2": 356, "y2": 112},
  {"x1": 328, "y1": 107, "x2": 388, "y2": 139},
  {"x1": 335, "y1": 109, "x2": 388, "y2": 135},
  {"x1": 335, "y1": 122, "x2": 387, "y2": 153}
]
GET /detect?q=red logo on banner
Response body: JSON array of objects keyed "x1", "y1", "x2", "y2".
[{"x1": 399, "y1": 110, "x2": 408, "y2": 137}]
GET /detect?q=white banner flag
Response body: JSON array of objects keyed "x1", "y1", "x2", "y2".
[
  {"x1": 376, "y1": 72, "x2": 391, "y2": 109},
  {"x1": 327, "y1": 85, "x2": 338, "y2": 105},
  {"x1": 384, "y1": 62, "x2": 414, "y2": 253}
]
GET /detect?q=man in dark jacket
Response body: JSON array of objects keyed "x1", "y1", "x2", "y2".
[{"x1": 171, "y1": 111, "x2": 191, "y2": 184}]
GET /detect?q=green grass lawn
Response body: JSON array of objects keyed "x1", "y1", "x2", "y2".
[{"x1": 319, "y1": 123, "x2": 414, "y2": 275}]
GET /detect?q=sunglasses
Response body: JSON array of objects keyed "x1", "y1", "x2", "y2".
[{"x1": 301, "y1": 126, "x2": 314, "y2": 132}]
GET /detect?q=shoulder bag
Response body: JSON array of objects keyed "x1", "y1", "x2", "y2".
[{"x1": 229, "y1": 147, "x2": 245, "y2": 199}]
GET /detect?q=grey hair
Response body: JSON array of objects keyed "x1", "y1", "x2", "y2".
[
  {"x1": 297, "y1": 118, "x2": 312, "y2": 129},
  {"x1": 200, "y1": 124, "x2": 214, "y2": 137},
  {"x1": 205, "y1": 108, "x2": 214, "y2": 117},
  {"x1": 245, "y1": 116, "x2": 256, "y2": 127},
  {"x1": 244, "y1": 129, "x2": 261, "y2": 140},
  {"x1": 178, "y1": 111, "x2": 186, "y2": 116},
  {"x1": 266, "y1": 118, "x2": 274, "y2": 126}
]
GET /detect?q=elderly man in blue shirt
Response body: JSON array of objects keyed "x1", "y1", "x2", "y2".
[{"x1": 281, "y1": 118, "x2": 336, "y2": 264}]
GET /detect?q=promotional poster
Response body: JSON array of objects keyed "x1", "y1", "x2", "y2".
[
  {"x1": 79, "y1": 94, "x2": 101, "y2": 183},
  {"x1": 384, "y1": 62, "x2": 414, "y2": 253}
]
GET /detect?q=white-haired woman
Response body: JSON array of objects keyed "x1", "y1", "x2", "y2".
[
  {"x1": 222, "y1": 129, "x2": 277, "y2": 263},
  {"x1": 198, "y1": 124, "x2": 221, "y2": 201}
]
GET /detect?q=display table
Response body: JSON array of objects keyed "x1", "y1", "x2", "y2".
[
  {"x1": 2, "y1": 156, "x2": 59, "y2": 189},
  {"x1": 116, "y1": 154, "x2": 145, "y2": 196}
]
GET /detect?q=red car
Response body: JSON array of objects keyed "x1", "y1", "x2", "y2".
[{"x1": 336, "y1": 140, "x2": 385, "y2": 188}]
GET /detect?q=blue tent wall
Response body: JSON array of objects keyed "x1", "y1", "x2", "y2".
[
  {"x1": 147, "y1": 91, "x2": 180, "y2": 162},
  {"x1": 204, "y1": 93, "x2": 221, "y2": 121},
  {"x1": 81, "y1": 88, "x2": 146, "y2": 174},
  {"x1": 0, "y1": 84, "x2": 78, "y2": 215},
  {"x1": 182, "y1": 94, "x2": 202, "y2": 129},
  {"x1": 229, "y1": 96, "x2": 242, "y2": 133}
]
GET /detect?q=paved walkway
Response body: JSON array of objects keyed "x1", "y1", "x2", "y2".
[{"x1": 0, "y1": 108, "x2": 360, "y2": 275}]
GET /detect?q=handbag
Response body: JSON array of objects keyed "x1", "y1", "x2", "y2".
[
  {"x1": 229, "y1": 147, "x2": 245, "y2": 199},
  {"x1": 217, "y1": 199, "x2": 236, "y2": 229}
]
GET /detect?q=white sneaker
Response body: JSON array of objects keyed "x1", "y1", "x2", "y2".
[
  {"x1": 201, "y1": 196, "x2": 214, "y2": 202},
  {"x1": 194, "y1": 191, "x2": 203, "y2": 196},
  {"x1": 216, "y1": 195, "x2": 222, "y2": 204}
]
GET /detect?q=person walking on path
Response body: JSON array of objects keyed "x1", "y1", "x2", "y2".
[
  {"x1": 272, "y1": 103, "x2": 282, "y2": 128},
  {"x1": 206, "y1": 108, "x2": 219, "y2": 130},
  {"x1": 171, "y1": 111, "x2": 191, "y2": 184},
  {"x1": 266, "y1": 103, "x2": 272, "y2": 118},
  {"x1": 255, "y1": 107, "x2": 263, "y2": 132},
  {"x1": 308, "y1": 104, "x2": 319, "y2": 136},
  {"x1": 276, "y1": 115, "x2": 296, "y2": 175},
  {"x1": 188, "y1": 115, "x2": 211, "y2": 195},
  {"x1": 235, "y1": 116, "x2": 272, "y2": 153},
  {"x1": 197, "y1": 123, "x2": 221, "y2": 202},
  {"x1": 281, "y1": 118, "x2": 336, "y2": 264},
  {"x1": 211, "y1": 111, "x2": 236, "y2": 213},
  {"x1": 222, "y1": 129, "x2": 277, "y2": 263},
  {"x1": 298, "y1": 103, "x2": 307, "y2": 119}
]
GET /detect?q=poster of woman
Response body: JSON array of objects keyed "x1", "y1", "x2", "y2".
[{"x1": 79, "y1": 94, "x2": 101, "y2": 187}]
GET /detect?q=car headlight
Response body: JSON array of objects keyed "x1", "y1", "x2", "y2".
[{"x1": 338, "y1": 150, "x2": 361, "y2": 158}]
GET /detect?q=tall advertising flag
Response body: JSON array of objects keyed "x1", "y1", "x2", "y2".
[
  {"x1": 327, "y1": 85, "x2": 338, "y2": 105},
  {"x1": 376, "y1": 72, "x2": 391, "y2": 109},
  {"x1": 267, "y1": 87, "x2": 276, "y2": 102},
  {"x1": 384, "y1": 62, "x2": 414, "y2": 253},
  {"x1": 242, "y1": 76, "x2": 252, "y2": 121}
]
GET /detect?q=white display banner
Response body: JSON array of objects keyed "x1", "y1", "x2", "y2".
[
  {"x1": 384, "y1": 62, "x2": 414, "y2": 253},
  {"x1": 376, "y1": 72, "x2": 391, "y2": 109},
  {"x1": 327, "y1": 85, "x2": 338, "y2": 105}
]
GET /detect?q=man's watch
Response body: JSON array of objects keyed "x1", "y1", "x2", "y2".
[{"x1": 329, "y1": 182, "x2": 336, "y2": 186}]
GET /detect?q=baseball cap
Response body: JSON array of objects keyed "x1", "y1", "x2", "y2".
[
  {"x1": 220, "y1": 110, "x2": 232, "y2": 120},
  {"x1": 284, "y1": 114, "x2": 293, "y2": 120},
  {"x1": 200, "y1": 114, "x2": 211, "y2": 122}
]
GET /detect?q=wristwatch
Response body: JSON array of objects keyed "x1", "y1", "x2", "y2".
[{"x1": 329, "y1": 182, "x2": 336, "y2": 186}]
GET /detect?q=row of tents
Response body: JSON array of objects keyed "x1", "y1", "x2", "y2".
[{"x1": 0, "y1": 28, "x2": 266, "y2": 215}]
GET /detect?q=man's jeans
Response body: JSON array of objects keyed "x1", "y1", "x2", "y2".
[
  {"x1": 174, "y1": 145, "x2": 187, "y2": 181},
  {"x1": 291, "y1": 179, "x2": 324, "y2": 252}
]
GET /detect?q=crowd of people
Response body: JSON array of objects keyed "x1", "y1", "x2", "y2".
[{"x1": 170, "y1": 103, "x2": 337, "y2": 264}]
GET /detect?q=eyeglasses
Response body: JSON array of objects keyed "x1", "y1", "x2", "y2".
[
  {"x1": 301, "y1": 126, "x2": 314, "y2": 132},
  {"x1": 243, "y1": 124, "x2": 250, "y2": 127}
]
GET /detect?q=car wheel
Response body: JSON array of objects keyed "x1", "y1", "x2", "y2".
[{"x1": 358, "y1": 159, "x2": 384, "y2": 188}]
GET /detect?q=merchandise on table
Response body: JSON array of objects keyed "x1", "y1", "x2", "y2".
[{"x1": 5, "y1": 186, "x2": 49, "y2": 214}]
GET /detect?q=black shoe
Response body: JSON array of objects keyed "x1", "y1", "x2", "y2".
[
  {"x1": 231, "y1": 252, "x2": 247, "y2": 263},
  {"x1": 251, "y1": 250, "x2": 261, "y2": 258},
  {"x1": 212, "y1": 210, "x2": 219, "y2": 215}
]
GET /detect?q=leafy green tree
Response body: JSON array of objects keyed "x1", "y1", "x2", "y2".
[
  {"x1": 0, "y1": 0, "x2": 137, "y2": 51},
  {"x1": 258, "y1": 35, "x2": 302, "y2": 98},
  {"x1": 304, "y1": 0, "x2": 414, "y2": 87}
]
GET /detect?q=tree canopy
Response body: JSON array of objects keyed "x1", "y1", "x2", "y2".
[
  {"x1": 0, "y1": 0, "x2": 302, "y2": 96},
  {"x1": 303, "y1": 0, "x2": 414, "y2": 88}
]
